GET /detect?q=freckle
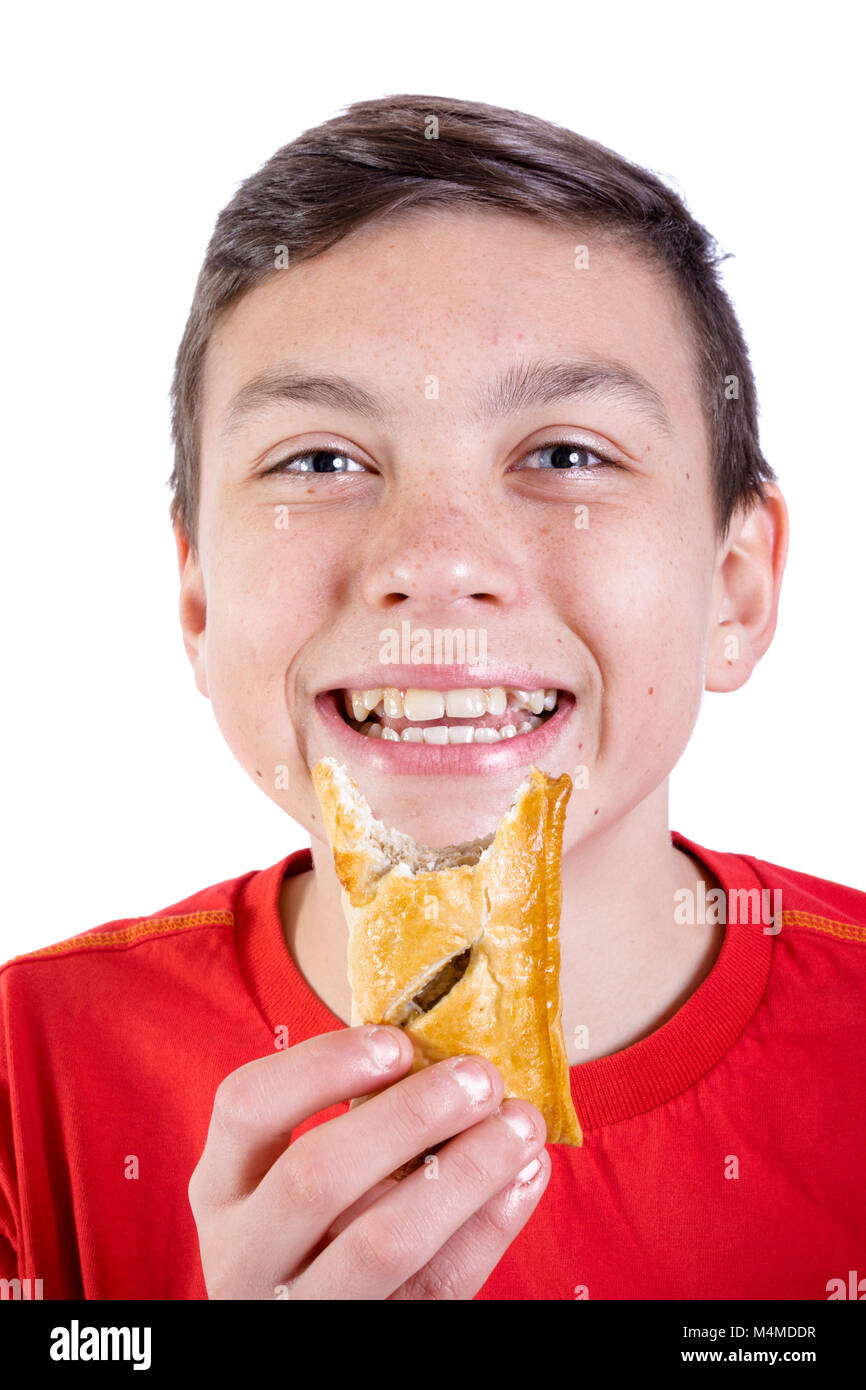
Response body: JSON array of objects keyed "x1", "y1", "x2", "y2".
[
  {"x1": 648, "y1": 686, "x2": 654, "y2": 694},
  {"x1": 256, "y1": 770, "x2": 262, "y2": 777},
  {"x1": 686, "y1": 472, "x2": 690, "y2": 480}
]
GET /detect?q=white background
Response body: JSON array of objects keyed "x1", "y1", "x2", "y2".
[{"x1": 2, "y1": 0, "x2": 863, "y2": 960}]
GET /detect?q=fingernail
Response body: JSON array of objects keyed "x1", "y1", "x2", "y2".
[
  {"x1": 497, "y1": 1104, "x2": 536, "y2": 1142},
  {"x1": 363, "y1": 1027, "x2": 403, "y2": 1068},
  {"x1": 514, "y1": 1157, "x2": 542, "y2": 1185},
  {"x1": 452, "y1": 1058, "x2": 493, "y2": 1104}
]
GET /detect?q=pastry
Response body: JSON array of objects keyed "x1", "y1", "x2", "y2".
[{"x1": 311, "y1": 758, "x2": 583, "y2": 1167}]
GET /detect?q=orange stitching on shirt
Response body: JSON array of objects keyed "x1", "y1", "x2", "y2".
[
  {"x1": 6, "y1": 910, "x2": 235, "y2": 964},
  {"x1": 781, "y1": 910, "x2": 866, "y2": 944}
]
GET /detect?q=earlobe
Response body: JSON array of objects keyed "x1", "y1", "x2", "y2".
[
  {"x1": 174, "y1": 523, "x2": 209, "y2": 698},
  {"x1": 706, "y1": 485, "x2": 789, "y2": 693}
]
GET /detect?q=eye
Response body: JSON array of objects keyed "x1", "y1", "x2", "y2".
[
  {"x1": 516, "y1": 441, "x2": 620, "y2": 472},
  {"x1": 264, "y1": 448, "x2": 368, "y2": 475}
]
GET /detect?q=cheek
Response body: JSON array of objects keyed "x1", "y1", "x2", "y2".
[
  {"x1": 542, "y1": 511, "x2": 712, "y2": 756},
  {"x1": 201, "y1": 519, "x2": 342, "y2": 757}
]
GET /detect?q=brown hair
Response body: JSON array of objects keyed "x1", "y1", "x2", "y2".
[{"x1": 169, "y1": 94, "x2": 774, "y2": 549}]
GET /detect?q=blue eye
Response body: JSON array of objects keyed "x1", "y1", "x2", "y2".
[
  {"x1": 263, "y1": 440, "x2": 619, "y2": 477},
  {"x1": 267, "y1": 449, "x2": 366, "y2": 474},
  {"x1": 522, "y1": 443, "x2": 617, "y2": 471}
]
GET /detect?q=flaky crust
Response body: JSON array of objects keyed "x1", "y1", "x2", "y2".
[{"x1": 311, "y1": 759, "x2": 583, "y2": 1152}]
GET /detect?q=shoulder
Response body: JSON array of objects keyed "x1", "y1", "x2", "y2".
[
  {"x1": 741, "y1": 851, "x2": 866, "y2": 947},
  {"x1": 676, "y1": 830, "x2": 866, "y2": 955},
  {"x1": 0, "y1": 852, "x2": 301, "y2": 986}
]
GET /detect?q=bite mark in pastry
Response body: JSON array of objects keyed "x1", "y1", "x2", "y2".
[{"x1": 311, "y1": 758, "x2": 583, "y2": 1160}]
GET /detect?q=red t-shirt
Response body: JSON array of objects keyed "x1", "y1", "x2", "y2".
[{"x1": 1, "y1": 833, "x2": 864, "y2": 1301}]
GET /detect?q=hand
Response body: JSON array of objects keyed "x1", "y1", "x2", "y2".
[{"x1": 188, "y1": 1025, "x2": 550, "y2": 1299}]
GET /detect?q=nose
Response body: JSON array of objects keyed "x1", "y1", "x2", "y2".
[{"x1": 358, "y1": 499, "x2": 522, "y2": 613}]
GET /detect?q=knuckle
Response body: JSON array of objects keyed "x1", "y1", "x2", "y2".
[
  {"x1": 187, "y1": 1158, "x2": 219, "y2": 1219},
  {"x1": 411, "y1": 1250, "x2": 464, "y2": 1300},
  {"x1": 475, "y1": 1193, "x2": 519, "y2": 1239},
  {"x1": 448, "y1": 1144, "x2": 495, "y2": 1189},
  {"x1": 279, "y1": 1145, "x2": 338, "y2": 1213},
  {"x1": 346, "y1": 1212, "x2": 416, "y2": 1280},
  {"x1": 393, "y1": 1077, "x2": 442, "y2": 1137},
  {"x1": 213, "y1": 1069, "x2": 262, "y2": 1131},
  {"x1": 187, "y1": 1165, "x2": 203, "y2": 1212}
]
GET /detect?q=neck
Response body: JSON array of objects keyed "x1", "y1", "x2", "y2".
[
  {"x1": 280, "y1": 780, "x2": 724, "y2": 1064},
  {"x1": 555, "y1": 784, "x2": 724, "y2": 1059}
]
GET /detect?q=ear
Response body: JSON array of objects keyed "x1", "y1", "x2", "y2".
[
  {"x1": 706, "y1": 484, "x2": 789, "y2": 693},
  {"x1": 174, "y1": 523, "x2": 209, "y2": 698}
]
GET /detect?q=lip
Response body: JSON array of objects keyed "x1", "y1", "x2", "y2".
[
  {"x1": 314, "y1": 665, "x2": 572, "y2": 696},
  {"x1": 315, "y1": 687, "x2": 576, "y2": 776}
]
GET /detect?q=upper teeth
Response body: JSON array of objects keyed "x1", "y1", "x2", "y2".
[{"x1": 344, "y1": 686, "x2": 557, "y2": 723}]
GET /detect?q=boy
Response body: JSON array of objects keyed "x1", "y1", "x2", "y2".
[{"x1": 1, "y1": 95, "x2": 864, "y2": 1302}]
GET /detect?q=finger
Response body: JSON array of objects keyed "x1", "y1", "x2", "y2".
[
  {"x1": 326, "y1": 1179, "x2": 398, "y2": 1239},
  {"x1": 247, "y1": 1055, "x2": 504, "y2": 1283},
  {"x1": 293, "y1": 1096, "x2": 546, "y2": 1300},
  {"x1": 287, "y1": 1178, "x2": 401, "y2": 1286},
  {"x1": 189, "y1": 1026, "x2": 414, "y2": 1211},
  {"x1": 390, "y1": 1146, "x2": 551, "y2": 1299}
]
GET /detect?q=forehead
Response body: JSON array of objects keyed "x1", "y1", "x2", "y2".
[{"x1": 200, "y1": 207, "x2": 704, "y2": 448}]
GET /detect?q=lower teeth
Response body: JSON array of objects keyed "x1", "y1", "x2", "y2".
[{"x1": 357, "y1": 716, "x2": 544, "y2": 744}]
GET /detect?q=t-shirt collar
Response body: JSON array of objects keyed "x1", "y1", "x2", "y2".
[{"x1": 233, "y1": 833, "x2": 773, "y2": 1131}]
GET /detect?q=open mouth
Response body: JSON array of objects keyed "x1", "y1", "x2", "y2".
[{"x1": 336, "y1": 685, "x2": 561, "y2": 745}]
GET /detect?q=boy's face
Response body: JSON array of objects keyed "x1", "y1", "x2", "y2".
[{"x1": 182, "y1": 210, "x2": 742, "y2": 846}]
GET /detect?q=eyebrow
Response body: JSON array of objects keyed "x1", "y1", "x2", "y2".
[
  {"x1": 220, "y1": 366, "x2": 391, "y2": 440},
  {"x1": 219, "y1": 356, "x2": 673, "y2": 440},
  {"x1": 472, "y1": 358, "x2": 673, "y2": 436}
]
